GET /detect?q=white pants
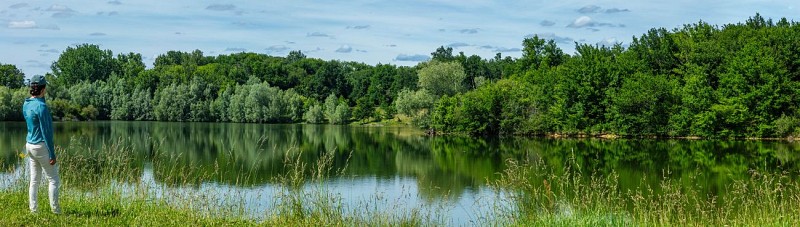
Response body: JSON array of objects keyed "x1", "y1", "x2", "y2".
[{"x1": 26, "y1": 142, "x2": 60, "y2": 214}]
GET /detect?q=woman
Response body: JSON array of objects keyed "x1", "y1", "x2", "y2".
[{"x1": 22, "y1": 75, "x2": 60, "y2": 214}]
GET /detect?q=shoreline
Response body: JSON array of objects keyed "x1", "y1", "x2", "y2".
[{"x1": 5, "y1": 119, "x2": 798, "y2": 141}]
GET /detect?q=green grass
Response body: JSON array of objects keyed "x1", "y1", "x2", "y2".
[
  {"x1": 0, "y1": 189, "x2": 255, "y2": 226},
  {"x1": 490, "y1": 156, "x2": 800, "y2": 226}
]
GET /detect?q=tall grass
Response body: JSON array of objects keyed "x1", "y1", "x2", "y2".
[{"x1": 490, "y1": 150, "x2": 800, "y2": 226}]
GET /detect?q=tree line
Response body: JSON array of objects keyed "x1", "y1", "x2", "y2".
[
  {"x1": 415, "y1": 14, "x2": 800, "y2": 138},
  {"x1": 2, "y1": 14, "x2": 800, "y2": 138}
]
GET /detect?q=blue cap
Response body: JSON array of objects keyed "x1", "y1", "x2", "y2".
[{"x1": 30, "y1": 75, "x2": 47, "y2": 86}]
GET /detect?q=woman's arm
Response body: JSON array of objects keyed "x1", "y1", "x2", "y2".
[{"x1": 40, "y1": 105, "x2": 56, "y2": 162}]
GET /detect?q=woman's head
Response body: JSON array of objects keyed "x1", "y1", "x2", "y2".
[{"x1": 29, "y1": 75, "x2": 48, "y2": 97}]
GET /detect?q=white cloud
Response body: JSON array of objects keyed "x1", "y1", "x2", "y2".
[
  {"x1": 335, "y1": 45, "x2": 352, "y2": 53},
  {"x1": 394, "y1": 54, "x2": 430, "y2": 62},
  {"x1": 90, "y1": 32, "x2": 107, "y2": 36},
  {"x1": 8, "y1": 20, "x2": 37, "y2": 28},
  {"x1": 107, "y1": 0, "x2": 122, "y2": 5},
  {"x1": 566, "y1": 16, "x2": 622, "y2": 30},
  {"x1": 568, "y1": 16, "x2": 594, "y2": 28},
  {"x1": 47, "y1": 4, "x2": 74, "y2": 12}
]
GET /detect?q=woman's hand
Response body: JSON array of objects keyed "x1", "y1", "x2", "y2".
[{"x1": 49, "y1": 159, "x2": 56, "y2": 165}]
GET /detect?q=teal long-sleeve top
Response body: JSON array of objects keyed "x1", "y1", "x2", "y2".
[{"x1": 23, "y1": 97, "x2": 56, "y2": 160}]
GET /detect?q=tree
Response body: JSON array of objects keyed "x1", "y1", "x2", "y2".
[
  {"x1": 152, "y1": 84, "x2": 191, "y2": 121},
  {"x1": 117, "y1": 52, "x2": 146, "y2": 79},
  {"x1": 0, "y1": 63, "x2": 24, "y2": 89},
  {"x1": 0, "y1": 86, "x2": 13, "y2": 120},
  {"x1": 51, "y1": 44, "x2": 117, "y2": 86},
  {"x1": 516, "y1": 36, "x2": 565, "y2": 74},
  {"x1": 608, "y1": 73, "x2": 675, "y2": 135},
  {"x1": 331, "y1": 102, "x2": 351, "y2": 125},
  {"x1": 395, "y1": 89, "x2": 436, "y2": 127},
  {"x1": 431, "y1": 46, "x2": 455, "y2": 62},
  {"x1": 304, "y1": 104, "x2": 324, "y2": 124},
  {"x1": 286, "y1": 50, "x2": 306, "y2": 63},
  {"x1": 324, "y1": 93, "x2": 338, "y2": 123},
  {"x1": 417, "y1": 61, "x2": 467, "y2": 97}
]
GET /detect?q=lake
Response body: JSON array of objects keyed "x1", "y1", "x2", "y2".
[{"x1": 2, "y1": 121, "x2": 800, "y2": 224}]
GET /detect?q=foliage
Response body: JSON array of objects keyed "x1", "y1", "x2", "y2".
[
  {"x1": 395, "y1": 89, "x2": 437, "y2": 127},
  {"x1": 303, "y1": 104, "x2": 325, "y2": 124},
  {"x1": 417, "y1": 61, "x2": 467, "y2": 97},
  {"x1": 0, "y1": 63, "x2": 24, "y2": 89},
  {"x1": 50, "y1": 44, "x2": 117, "y2": 86},
  {"x1": 429, "y1": 14, "x2": 800, "y2": 138},
  {"x1": 323, "y1": 93, "x2": 351, "y2": 125}
]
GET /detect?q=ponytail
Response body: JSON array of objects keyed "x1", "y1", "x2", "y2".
[{"x1": 30, "y1": 83, "x2": 46, "y2": 96}]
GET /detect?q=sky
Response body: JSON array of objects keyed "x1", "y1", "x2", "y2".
[{"x1": 1, "y1": 0, "x2": 797, "y2": 77}]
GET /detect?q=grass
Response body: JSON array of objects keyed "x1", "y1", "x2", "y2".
[
  {"x1": 0, "y1": 189, "x2": 255, "y2": 226},
  {"x1": 3, "y1": 137, "x2": 800, "y2": 226},
  {"x1": 490, "y1": 152, "x2": 800, "y2": 226}
]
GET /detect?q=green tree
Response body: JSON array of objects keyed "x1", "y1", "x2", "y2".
[
  {"x1": 51, "y1": 44, "x2": 117, "y2": 86},
  {"x1": 304, "y1": 104, "x2": 325, "y2": 124},
  {"x1": 324, "y1": 93, "x2": 338, "y2": 123},
  {"x1": 331, "y1": 102, "x2": 351, "y2": 125},
  {"x1": 0, "y1": 63, "x2": 24, "y2": 89},
  {"x1": 395, "y1": 89, "x2": 436, "y2": 127},
  {"x1": 431, "y1": 46, "x2": 455, "y2": 62},
  {"x1": 417, "y1": 61, "x2": 467, "y2": 97},
  {"x1": 0, "y1": 86, "x2": 13, "y2": 120}
]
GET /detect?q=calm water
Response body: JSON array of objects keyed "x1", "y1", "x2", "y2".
[{"x1": 2, "y1": 121, "x2": 800, "y2": 224}]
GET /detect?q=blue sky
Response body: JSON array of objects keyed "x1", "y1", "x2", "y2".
[{"x1": 1, "y1": 0, "x2": 797, "y2": 77}]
